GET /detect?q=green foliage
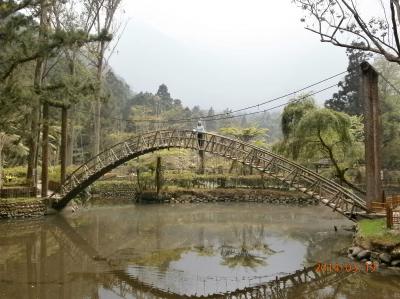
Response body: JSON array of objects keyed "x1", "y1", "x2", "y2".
[
  {"x1": 92, "y1": 173, "x2": 286, "y2": 192},
  {"x1": 274, "y1": 96, "x2": 316, "y2": 160},
  {"x1": 375, "y1": 58, "x2": 400, "y2": 170},
  {"x1": 281, "y1": 96, "x2": 316, "y2": 140},
  {"x1": 295, "y1": 109, "x2": 364, "y2": 185},
  {"x1": 274, "y1": 96, "x2": 364, "y2": 191},
  {"x1": 325, "y1": 46, "x2": 372, "y2": 116},
  {"x1": 127, "y1": 86, "x2": 198, "y2": 133},
  {"x1": 48, "y1": 165, "x2": 77, "y2": 183},
  {"x1": 2, "y1": 166, "x2": 27, "y2": 186},
  {"x1": 3, "y1": 166, "x2": 27, "y2": 178},
  {"x1": 220, "y1": 126, "x2": 268, "y2": 143},
  {"x1": 296, "y1": 109, "x2": 353, "y2": 146},
  {"x1": 91, "y1": 180, "x2": 136, "y2": 193}
]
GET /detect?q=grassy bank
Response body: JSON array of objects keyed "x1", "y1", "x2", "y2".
[{"x1": 356, "y1": 218, "x2": 400, "y2": 249}]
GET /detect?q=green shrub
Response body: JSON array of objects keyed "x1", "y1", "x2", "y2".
[
  {"x1": 48, "y1": 165, "x2": 78, "y2": 183},
  {"x1": 3, "y1": 166, "x2": 28, "y2": 186}
]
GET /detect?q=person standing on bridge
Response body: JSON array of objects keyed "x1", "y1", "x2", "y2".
[
  {"x1": 195, "y1": 120, "x2": 206, "y2": 174},
  {"x1": 195, "y1": 120, "x2": 206, "y2": 148}
]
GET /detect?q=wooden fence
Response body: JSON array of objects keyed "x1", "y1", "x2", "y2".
[
  {"x1": 371, "y1": 195, "x2": 400, "y2": 228},
  {"x1": 370, "y1": 195, "x2": 400, "y2": 212}
]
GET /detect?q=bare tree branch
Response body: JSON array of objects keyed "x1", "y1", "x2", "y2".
[
  {"x1": 391, "y1": 0, "x2": 400, "y2": 54},
  {"x1": 294, "y1": 0, "x2": 400, "y2": 64}
]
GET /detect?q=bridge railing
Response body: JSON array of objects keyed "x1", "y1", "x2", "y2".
[
  {"x1": 197, "y1": 132, "x2": 366, "y2": 213},
  {"x1": 52, "y1": 130, "x2": 367, "y2": 216}
]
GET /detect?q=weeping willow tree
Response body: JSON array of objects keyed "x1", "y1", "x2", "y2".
[
  {"x1": 274, "y1": 96, "x2": 317, "y2": 160},
  {"x1": 295, "y1": 108, "x2": 364, "y2": 193}
]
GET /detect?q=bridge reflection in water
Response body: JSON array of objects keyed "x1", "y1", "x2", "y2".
[{"x1": 0, "y1": 216, "x2": 352, "y2": 299}]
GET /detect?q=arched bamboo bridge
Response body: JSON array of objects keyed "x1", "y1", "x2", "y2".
[{"x1": 49, "y1": 130, "x2": 369, "y2": 219}]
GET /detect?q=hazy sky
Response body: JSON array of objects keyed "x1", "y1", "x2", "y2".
[{"x1": 109, "y1": 0, "x2": 349, "y2": 111}]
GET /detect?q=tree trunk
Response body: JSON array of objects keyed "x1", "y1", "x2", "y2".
[
  {"x1": 27, "y1": 105, "x2": 40, "y2": 186},
  {"x1": 27, "y1": 0, "x2": 48, "y2": 187},
  {"x1": 60, "y1": 107, "x2": 68, "y2": 183},
  {"x1": 0, "y1": 135, "x2": 4, "y2": 189},
  {"x1": 66, "y1": 107, "x2": 74, "y2": 167},
  {"x1": 317, "y1": 132, "x2": 366, "y2": 195},
  {"x1": 155, "y1": 156, "x2": 162, "y2": 195},
  {"x1": 0, "y1": 152, "x2": 2, "y2": 190},
  {"x1": 41, "y1": 102, "x2": 49, "y2": 197},
  {"x1": 66, "y1": 57, "x2": 76, "y2": 167},
  {"x1": 93, "y1": 99, "x2": 101, "y2": 157},
  {"x1": 93, "y1": 42, "x2": 105, "y2": 157}
]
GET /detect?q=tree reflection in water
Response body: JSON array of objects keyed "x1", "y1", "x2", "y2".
[
  {"x1": 219, "y1": 224, "x2": 281, "y2": 269},
  {"x1": 220, "y1": 245, "x2": 267, "y2": 268},
  {"x1": 1, "y1": 205, "x2": 400, "y2": 299}
]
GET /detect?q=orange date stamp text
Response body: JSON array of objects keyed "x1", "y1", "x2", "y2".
[{"x1": 315, "y1": 262, "x2": 377, "y2": 273}]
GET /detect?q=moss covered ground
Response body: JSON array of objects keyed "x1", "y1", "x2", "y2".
[{"x1": 357, "y1": 218, "x2": 400, "y2": 248}]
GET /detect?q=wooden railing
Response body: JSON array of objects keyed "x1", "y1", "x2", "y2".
[
  {"x1": 370, "y1": 195, "x2": 400, "y2": 228},
  {"x1": 369, "y1": 195, "x2": 400, "y2": 212}
]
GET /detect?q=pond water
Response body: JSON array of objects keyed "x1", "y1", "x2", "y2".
[{"x1": 0, "y1": 202, "x2": 400, "y2": 299}]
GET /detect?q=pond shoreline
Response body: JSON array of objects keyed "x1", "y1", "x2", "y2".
[
  {"x1": 0, "y1": 198, "x2": 46, "y2": 219},
  {"x1": 347, "y1": 219, "x2": 400, "y2": 269},
  {"x1": 90, "y1": 187, "x2": 318, "y2": 206}
]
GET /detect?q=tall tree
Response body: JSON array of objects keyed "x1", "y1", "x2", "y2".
[
  {"x1": 325, "y1": 46, "x2": 372, "y2": 116},
  {"x1": 156, "y1": 84, "x2": 171, "y2": 99},
  {"x1": 27, "y1": 0, "x2": 50, "y2": 186},
  {"x1": 86, "y1": 0, "x2": 123, "y2": 157},
  {"x1": 374, "y1": 57, "x2": 400, "y2": 170},
  {"x1": 293, "y1": 0, "x2": 400, "y2": 64}
]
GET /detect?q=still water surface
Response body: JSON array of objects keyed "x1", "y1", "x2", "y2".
[{"x1": 0, "y1": 202, "x2": 399, "y2": 298}]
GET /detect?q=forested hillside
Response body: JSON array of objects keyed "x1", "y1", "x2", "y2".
[{"x1": 0, "y1": 0, "x2": 279, "y2": 188}]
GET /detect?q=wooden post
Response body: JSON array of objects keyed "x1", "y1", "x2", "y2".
[
  {"x1": 60, "y1": 107, "x2": 68, "y2": 184},
  {"x1": 136, "y1": 168, "x2": 142, "y2": 194},
  {"x1": 197, "y1": 132, "x2": 205, "y2": 174},
  {"x1": 387, "y1": 206, "x2": 393, "y2": 229},
  {"x1": 361, "y1": 61, "x2": 383, "y2": 206},
  {"x1": 155, "y1": 156, "x2": 162, "y2": 195},
  {"x1": 41, "y1": 102, "x2": 49, "y2": 198},
  {"x1": 199, "y1": 150, "x2": 205, "y2": 174}
]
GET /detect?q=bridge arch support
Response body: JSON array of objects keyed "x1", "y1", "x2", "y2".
[{"x1": 49, "y1": 130, "x2": 368, "y2": 219}]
